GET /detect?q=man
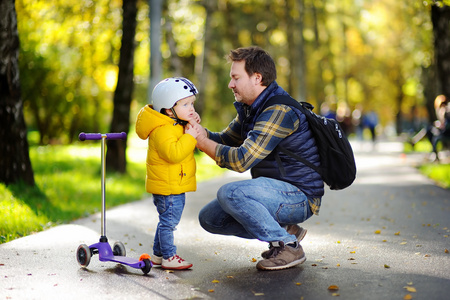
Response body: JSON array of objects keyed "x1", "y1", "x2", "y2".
[{"x1": 193, "y1": 46, "x2": 324, "y2": 271}]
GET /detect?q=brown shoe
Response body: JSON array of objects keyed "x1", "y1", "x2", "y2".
[
  {"x1": 261, "y1": 225, "x2": 307, "y2": 259},
  {"x1": 257, "y1": 242, "x2": 306, "y2": 271}
]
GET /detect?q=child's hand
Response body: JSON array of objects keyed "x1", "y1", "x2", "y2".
[
  {"x1": 185, "y1": 123, "x2": 199, "y2": 138},
  {"x1": 189, "y1": 121, "x2": 207, "y2": 143}
]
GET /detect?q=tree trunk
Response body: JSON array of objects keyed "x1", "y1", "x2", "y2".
[
  {"x1": 106, "y1": 0, "x2": 137, "y2": 173},
  {"x1": 431, "y1": 3, "x2": 450, "y2": 99},
  {"x1": 0, "y1": 0, "x2": 35, "y2": 186},
  {"x1": 149, "y1": 0, "x2": 163, "y2": 98}
]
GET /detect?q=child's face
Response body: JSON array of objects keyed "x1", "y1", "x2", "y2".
[{"x1": 171, "y1": 95, "x2": 196, "y2": 121}]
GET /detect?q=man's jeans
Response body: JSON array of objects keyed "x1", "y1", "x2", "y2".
[
  {"x1": 198, "y1": 177, "x2": 313, "y2": 244},
  {"x1": 153, "y1": 193, "x2": 185, "y2": 259}
]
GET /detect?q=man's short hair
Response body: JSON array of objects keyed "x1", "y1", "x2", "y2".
[{"x1": 227, "y1": 46, "x2": 277, "y2": 86}]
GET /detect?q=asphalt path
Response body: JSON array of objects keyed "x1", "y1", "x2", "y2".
[{"x1": 1, "y1": 140, "x2": 449, "y2": 300}]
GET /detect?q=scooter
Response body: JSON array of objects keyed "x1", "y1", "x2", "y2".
[{"x1": 75, "y1": 132, "x2": 152, "y2": 274}]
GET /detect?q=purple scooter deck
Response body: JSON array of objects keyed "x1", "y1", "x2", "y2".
[{"x1": 90, "y1": 242, "x2": 146, "y2": 269}]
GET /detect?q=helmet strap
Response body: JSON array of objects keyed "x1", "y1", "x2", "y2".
[{"x1": 170, "y1": 107, "x2": 188, "y2": 126}]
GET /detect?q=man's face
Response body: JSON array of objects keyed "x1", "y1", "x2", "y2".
[{"x1": 228, "y1": 60, "x2": 261, "y2": 106}]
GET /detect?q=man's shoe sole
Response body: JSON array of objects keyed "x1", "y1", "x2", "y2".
[{"x1": 256, "y1": 255, "x2": 306, "y2": 271}]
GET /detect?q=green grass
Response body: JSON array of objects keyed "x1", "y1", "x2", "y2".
[
  {"x1": 404, "y1": 140, "x2": 450, "y2": 189},
  {"x1": 418, "y1": 164, "x2": 450, "y2": 189},
  {"x1": 0, "y1": 144, "x2": 225, "y2": 244}
]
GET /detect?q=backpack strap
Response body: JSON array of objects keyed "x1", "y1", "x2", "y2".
[{"x1": 262, "y1": 95, "x2": 322, "y2": 176}]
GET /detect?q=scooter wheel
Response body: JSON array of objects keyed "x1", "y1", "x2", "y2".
[
  {"x1": 141, "y1": 258, "x2": 152, "y2": 275},
  {"x1": 77, "y1": 244, "x2": 91, "y2": 267},
  {"x1": 113, "y1": 241, "x2": 126, "y2": 256}
]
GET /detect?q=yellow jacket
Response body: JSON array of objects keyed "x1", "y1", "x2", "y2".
[{"x1": 135, "y1": 105, "x2": 197, "y2": 195}]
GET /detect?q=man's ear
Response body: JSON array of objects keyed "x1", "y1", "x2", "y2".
[{"x1": 253, "y1": 73, "x2": 263, "y2": 85}]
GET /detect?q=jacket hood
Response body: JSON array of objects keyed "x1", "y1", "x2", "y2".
[{"x1": 135, "y1": 105, "x2": 178, "y2": 140}]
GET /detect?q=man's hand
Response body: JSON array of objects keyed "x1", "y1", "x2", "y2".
[
  {"x1": 192, "y1": 112, "x2": 201, "y2": 124},
  {"x1": 188, "y1": 120, "x2": 217, "y2": 159}
]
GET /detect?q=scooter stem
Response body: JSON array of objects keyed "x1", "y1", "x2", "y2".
[{"x1": 101, "y1": 134, "x2": 107, "y2": 239}]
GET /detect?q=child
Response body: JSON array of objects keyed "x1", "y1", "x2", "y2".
[{"x1": 135, "y1": 77, "x2": 201, "y2": 270}]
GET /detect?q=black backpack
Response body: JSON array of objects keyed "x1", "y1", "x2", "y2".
[{"x1": 262, "y1": 95, "x2": 356, "y2": 190}]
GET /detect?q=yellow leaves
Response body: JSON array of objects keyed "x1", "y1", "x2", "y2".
[
  {"x1": 296, "y1": 282, "x2": 302, "y2": 286},
  {"x1": 445, "y1": 249, "x2": 449, "y2": 253},
  {"x1": 211, "y1": 279, "x2": 220, "y2": 283},
  {"x1": 251, "y1": 258, "x2": 257, "y2": 262},
  {"x1": 328, "y1": 285, "x2": 340, "y2": 297},
  {"x1": 328, "y1": 285, "x2": 339, "y2": 290},
  {"x1": 394, "y1": 231, "x2": 400, "y2": 236},
  {"x1": 403, "y1": 282, "x2": 417, "y2": 299},
  {"x1": 403, "y1": 286, "x2": 417, "y2": 293},
  {"x1": 384, "y1": 264, "x2": 390, "y2": 268},
  {"x1": 374, "y1": 230, "x2": 381, "y2": 234}
]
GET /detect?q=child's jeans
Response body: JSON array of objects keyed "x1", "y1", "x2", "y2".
[{"x1": 152, "y1": 193, "x2": 185, "y2": 259}]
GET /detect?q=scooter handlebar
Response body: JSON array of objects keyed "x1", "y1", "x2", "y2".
[{"x1": 79, "y1": 132, "x2": 127, "y2": 141}]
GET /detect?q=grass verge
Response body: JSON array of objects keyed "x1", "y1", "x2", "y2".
[
  {"x1": 404, "y1": 140, "x2": 450, "y2": 189},
  {"x1": 0, "y1": 144, "x2": 224, "y2": 244}
]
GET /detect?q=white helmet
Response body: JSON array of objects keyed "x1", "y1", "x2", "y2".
[{"x1": 152, "y1": 77, "x2": 198, "y2": 113}]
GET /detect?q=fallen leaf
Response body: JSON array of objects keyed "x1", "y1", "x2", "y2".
[
  {"x1": 407, "y1": 282, "x2": 413, "y2": 285},
  {"x1": 227, "y1": 275, "x2": 234, "y2": 278},
  {"x1": 424, "y1": 254, "x2": 431, "y2": 257},
  {"x1": 382, "y1": 240, "x2": 387, "y2": 242},
  {"x1": 374, "y1": 230, "x2": 381, "y2": 234},
  {"x1": 311, "y1": 264, "x2": 317, "y2": 266},
  {"x1": 403, "y1": 286, "x2": 417, "y2": 293},
  {"x1": 332, "y1": 293, "x2": 340, "y2": 297},
  {"x1": 350, "y1": 251, "x2": 356, "y2": 254},
  {"x1": 296, "y1": 282, "x2": 302, "y2": 286},
  {"x1": 404, "y1": 294, "x2": 413, "y2": 300},
  {"x1": 394, "y1": 232, "x2": 400, "y2": 236},
  {"x1": 445, "y1": 249, "x2": 449, "y2": 253},
  {"x1": 212, "y1": 279, "x2": 220, "y2": 283},
  {"x1": 328, "y1": 285, "x2": 339, "y2": 291},
  {"x1": 336, "y1": 264, "x2": 341, "y2": 267},
  {"x1": 165, "y1": 270, "x2": 174, "y2": 273},
  {"x1": 208, "y1": 289, "x2": 214, "y2": 293},
  {"x1": 384, "y1": 264, "x2": 390, "y2": 268},
  {"x1": 348, "y1": 258, "x2": 356, "y2": 260},
  {"x1": 400, "y1": 242, "x2": 407, "y2": 245},
  {"x1": 251, "y1": 258, "x2": 257, "y2": 262}
]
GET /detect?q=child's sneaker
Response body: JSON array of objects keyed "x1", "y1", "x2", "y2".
[
  {"x1": 162, "y1": 254, "x2": 193, "y2": 270},
  {"x1": 151, "y1": 255, "x2": 162, "y2": 268}
]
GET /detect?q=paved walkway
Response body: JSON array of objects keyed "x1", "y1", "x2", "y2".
[{"x1": 1, "y1": 140, "x2": 449, "y2": 299}]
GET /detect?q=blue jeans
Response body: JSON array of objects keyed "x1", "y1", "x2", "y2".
[
  {"x1": 152, "y1": 193, "x2": 185, "y2": 259},
  {"x1": 198, "y1": 177, "x2": 313, "y2": 244}
]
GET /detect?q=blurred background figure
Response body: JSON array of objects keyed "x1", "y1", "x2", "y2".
[
  {"x1": 410, "y1": 95, "x2": 450, "y2": 160},
  {"x1": 362, "y1": 110, "x2": 379, "y2": 143}
]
